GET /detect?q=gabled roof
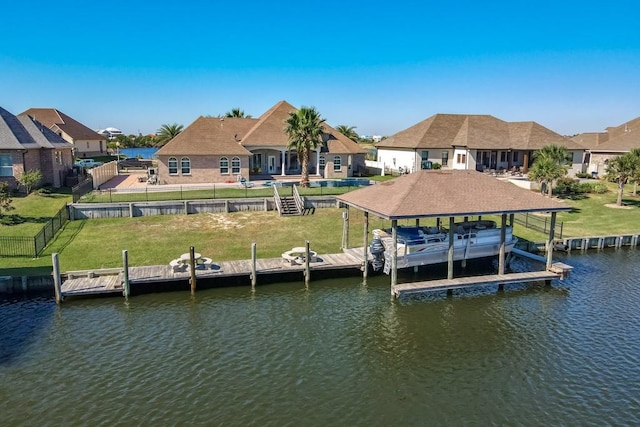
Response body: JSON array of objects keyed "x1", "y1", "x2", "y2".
[
  {"x1": 377, "y1": 113, "x2": 583, "y2": 151},
  {"x1": 338, "y1": 170, "x2": 571, "y2": 220},
  {"x1": 240, "y1": 100, "x2": 366, "y2": 154},
  {"x1": 0, "y1": 106, "x2": 72, "y2": 150},
  {"x1": 20, "y1": 108, "x2": 104, "y2": 141},
  {"x1": 156, "y1": 116, "x2": 254, "y2": 156},
  {"x1": 573, "y1": 116, "x2": 640, "y2": 153},
  {"x1": 157, "y1": 100, "x2": 366, "y2": 156}
]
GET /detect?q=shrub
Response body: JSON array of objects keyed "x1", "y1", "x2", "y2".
[
  {"x1": 575, "y1": 172, "x2": 592, "y2": 179},
  {"x1": 554, "y1": 177, "x2": 581, "y2": 195},
  {"x1": 432, "y1": 162, "x2": 442, "y2": 170},
  {"x1": 17, "y1": 170, "x2": 42, "y2": 195}
]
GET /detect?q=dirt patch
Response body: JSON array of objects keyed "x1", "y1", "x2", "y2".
[{"x1": 604, "y1": 203, "x2": 633, "y2": 209}]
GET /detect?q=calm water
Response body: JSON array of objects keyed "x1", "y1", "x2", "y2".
[
  {"x1": 119, "y1": 147, "x2": 158, "y2": 160},
  {"x1": 1, "y1": 250, "x2": 639, "y2": 426}
]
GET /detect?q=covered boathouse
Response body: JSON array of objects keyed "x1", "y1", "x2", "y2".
[{"x1": 336, "y1": 170, "x2": 573, "y2": 298}]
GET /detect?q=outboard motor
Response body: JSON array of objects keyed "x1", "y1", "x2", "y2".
[{"x1": 369, "y1": 238, "x2": 386, "y2": 272}]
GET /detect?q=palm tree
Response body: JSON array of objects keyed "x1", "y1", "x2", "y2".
[
  {"x1": 528, "y1": 144, "x2": 572, "y2": 197},
  {"x1": 284, "y1": 106, "x2": 326, "y2": 187},
  {"x1": 629, "y1": 148, "x2": 640, "y2": 196},
  {"x1": 606, "y1": 152, "x2": 639, "y2": 206},
  {"x1": 224, "y1": 108, "x2": 252, "y2": 118},
  {"x1": 155, "y1": 123, "x2": 184, "y2": 146},
  {"x1": 335, "y1": 125, "x2": 359, "y2": 142}
]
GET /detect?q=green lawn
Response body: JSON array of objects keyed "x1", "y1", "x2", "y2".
[{"x1": 1, "y1": 180, "x2": 639, "y2": 276}]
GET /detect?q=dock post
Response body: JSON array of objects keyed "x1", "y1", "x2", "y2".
[
  {"x1": 363, "y1": 212, "x2": 369, "y2": 284},
  {"x1": 341, "y1": 207, "x2": 350, "y2": 249},
  {"x1": 251, "y1": 242, "x2": 257, "y2": 289},
  {"x1": 52, "y1": 253, "x2": 63, "y2": 304},
  {"x1": 448, "y1": 217, "x2": 455, "y2": 280},
  {"x1": 391, "y1": 220, "x2": 398, "y2": 287},
  {"x1": 545, "y1": 212, "x2": 556, "y2": 271},
  {"x1": 499, "y1": 214, "x2": 507, "y2": 275},
  {"x1": 122, "y1": 249, "x2": 130, "y2": 299},
  {"x1": 304, "y1": 240, "x2": 311, "y2": 286},
  {"x1": 189, "y1": 246, "x2": 196, "y2": 294}
]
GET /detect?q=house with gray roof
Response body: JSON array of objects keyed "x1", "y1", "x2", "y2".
[
  {"x1": 0, "y1": 107, "x2": 74, "y2": 190},
  {"x1": 572, "y1": 116, "x2": 640, "y2": 176},
  {"x1": 155, "y1": 100, "x2": 366, "y2": 184},
  {"x1": 376, "y1": 114, "x2": 586, "y2": 176},
  {"x1": 21, "y1": 108, "x2": 107, "y2": 157}
]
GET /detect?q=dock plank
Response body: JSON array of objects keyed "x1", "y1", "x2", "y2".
[{"x1": 392, "y1": 271, "x2": 559, "y2": 297}]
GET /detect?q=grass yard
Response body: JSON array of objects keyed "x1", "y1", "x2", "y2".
[{"x1": 1, "y1": 179, "x2": 639, "y2": 276}]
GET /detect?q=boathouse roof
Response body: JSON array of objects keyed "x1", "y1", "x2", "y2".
[{"x1": 337, "y1": 170, "x2": 572, "y2": 220}]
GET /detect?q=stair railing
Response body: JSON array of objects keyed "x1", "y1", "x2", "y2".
[
  {"x1": 292, "y1": 185, "x2": 304, "y2": 214},
  {"x1": 273, "y1": 185, "x2": 283, "y2": 215}
]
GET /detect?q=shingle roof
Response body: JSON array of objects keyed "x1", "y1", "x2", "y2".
[
  {"x1": 156, "y1": 116, "x2": 255, "y2": 156},
  {"x1": 0, "y1": 106, "x2": 72, "y2": 150},
  {"x1": 377, "y1": 113, "x2": 583, "y2": 151},
  {"x1": 20, "y1": 108, "x2": 104, "y2": 141},
  {"x1": 572, "y1": 116, "x2": 640, "y2": 153},
  {"x1": 157, "y1": 100, "x2": 366, "y2": 156},
  {"x1": 240, "y1": 100, "x2": 365, "y2": 154},
  {"x1": 338, "y1": 170, "x2": 571, "y2": 220}
]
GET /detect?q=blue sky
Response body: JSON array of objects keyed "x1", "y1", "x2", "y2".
[{"x1": 2, "y1": 0, "x2": 639, "y2": 137}]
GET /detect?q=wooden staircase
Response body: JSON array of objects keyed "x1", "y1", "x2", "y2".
[{"x1": 274, "y1": 185, "x2": 305, "y2": 216}]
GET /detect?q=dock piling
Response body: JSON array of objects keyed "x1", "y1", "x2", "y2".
[
  {"x1": 304, "y1": 241, "x2": 311, "y2": 286},
  {"x1": 122, "y1": 249, "x2": 130, "y2": 299},
  {"x1": 251, "y1": 242, "x2": 257, "y2": 289},
  {"x1": 52, "y1": 253, "x2": 63, "y2": 304},
  {"x1": 189, "y1": 246, "x2": 196, "y2": 294}
]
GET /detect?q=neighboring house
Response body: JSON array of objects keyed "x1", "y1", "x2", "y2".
[
  {"x1": 0, "y1": 107, "x2": 74, "y2": 190},
  {"x1": 97, "y1": 127, "x2": 124, "y2": 140},
  {"x1": 572, "y1": 117, "x2": 640, "y2": 176},
  {"x1": 155, "y1": 101, "x2": 366, "y2": 185},
  {"x1": 21, "y1": 108, "x2": 107, "y2": 157},
  {"x1": 376, "y1": 114, "x2": 585, "y2": 176}
]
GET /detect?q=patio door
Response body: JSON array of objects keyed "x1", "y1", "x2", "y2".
[{"x1": 268, "y1": 155, "x2": 276, "y2": 174}]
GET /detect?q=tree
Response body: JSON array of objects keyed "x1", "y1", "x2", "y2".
[
  {"x1": 17, "y1": 170, "x2": 42, "y2": 195},
  {"x1": 606, "y1": 152, "x2": 639, "y2": 206},
  {"x1": 284, "y1": 106, "x2": 326, "y2": 187},
  {"x1": 528, "y1": 144, "x2": 572, "y2": 197},
  {"x1": 629, "y1": 148, "x2": 640, "y2": 196},
  {"x1": 335, "y1": 125, "x2": 359, "y2": 142},
  {"x1": 224, "y1": 108, "x2": 252, "y2": 118},
  {"x1": 0, "y1": 182, "x2": 14, "y2": 217},
  {"x1": 155, "y1": 123, "x2": 184, "y2": 146}
]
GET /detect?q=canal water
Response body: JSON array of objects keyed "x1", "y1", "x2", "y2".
[{"x1": 1, "y1": 249, "x2": 639, "y2": 426}]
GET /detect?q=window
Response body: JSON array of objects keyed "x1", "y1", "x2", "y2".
[
  {"x1": 333, "y1": 155, "x2": 341, "y2": 171},
  {"x1": 456, "y1": 153, "x2": 466, "y2": 164},
  {"x1": 441, "y1": 151, "x2": 449, "y2": 166},
  {"x1": 500, "y1": 152, "x2": 507, "y2": 162},
  {"x1": 512, "y1": 152, "x2": 519, "y2": 162},
  {"x1": 168, "y1": 157, "x2": 178, "y2": 175},
  {"x1": 251, "y1": 153, "x2": 262, "y2": 173},
  {"x1": 181, "y1": 157, "x2": 191, "y2": 174},
  {"x1": 0, "y1": 155, "x2": 13, "y2": 177},
  {"x1": 319, "y1": 156, "x2": 325, "y2": 168},
  {"x1": 220, "y1": 157, "x2": 229, "y2": 174},
  {"x1": 420, "y1": 151, "x2": 431, "y2": 169},
  {"x1": 231, "y1": 157, "x2": 241, "y2": 174}
]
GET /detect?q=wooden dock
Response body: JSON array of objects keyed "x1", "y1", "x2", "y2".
[
  {"x1": 391, "y1": 271, "x2": 559, "y2": 298},
  {"x1": 59, "y1": 250, "x2": 366, "y2": 299}
]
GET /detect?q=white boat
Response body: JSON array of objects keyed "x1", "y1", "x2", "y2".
[{"x1": 370, "y1": 220, "x2": 517, "y2": 274}]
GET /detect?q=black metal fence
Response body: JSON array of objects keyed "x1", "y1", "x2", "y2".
[
  {"x1": 72, "y1": 178, "x2": 94, "y2": 203},
  {"x1": 0, "y1": 206, "x2": 69, "y2": 257},
  {"x1": 514, "y1": 213, "x2": 563, "y2": 238}
]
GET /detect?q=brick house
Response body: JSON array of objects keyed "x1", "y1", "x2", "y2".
[
  {"x1": 0, "y1": 107, "x2": 74, "y2": 190},
  {"x1": 155, "y1": 101, "x2": 366, "y2": 184},
  {"x1": 21, "y1": 108, "x2": 107, "y2": 157},
  {"x1": 572, "y1": 116, "x2": 640, "y2": 177}
]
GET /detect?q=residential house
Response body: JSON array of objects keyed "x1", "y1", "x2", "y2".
[
  {"x1": 376, "y1": 114, "x2": 585, "y2": 176},
  {"x1": 572, "y1": 116, "x2": 640, "y2": 176},
  {"x1": 155, "y1": 101, "x2": 366, "y2": 184},
  {"x1": 21, "y1": 108, "x2": 107, "y2": 157},
  {"x1": 0, "y1": 107, "x2": 74, "y2": 190}
]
